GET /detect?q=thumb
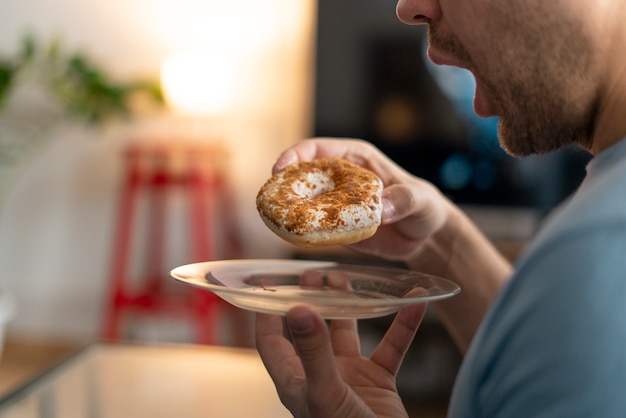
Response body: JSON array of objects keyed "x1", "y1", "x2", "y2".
[
  {"x1": 286, "y1": 306, "x2": 342, "y2": 388},
  {"x1": 381, "y1": 184, "x2": 417, "y2": 224},
  {"x1": 381, "y1": 182, "x2": 447, "y2": 237}
]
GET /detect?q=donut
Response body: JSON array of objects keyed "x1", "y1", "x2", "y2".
[{"x1": 256, "y1": 157, "x2": 384, "y2": 247}]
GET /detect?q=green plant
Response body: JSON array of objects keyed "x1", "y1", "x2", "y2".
[{"x1": 0, "y1": 34, "x2": 164, "y2": 125}]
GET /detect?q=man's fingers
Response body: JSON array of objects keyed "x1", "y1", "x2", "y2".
[
  {"x1": 255, "y1": 313, "x2": 303, "y2": 389},
  {"x1": 369, "y1": 302, "x2": 428, "y2": 376},
  {"x1": 327, "y1": 271, "x2": 361, "y2": 356},
  {"x1": 286, "y1": 306, "x2": 343, "y2": 392},
  {"x1": 273, "y1": 138, "x2": 392, "y2": 175}
]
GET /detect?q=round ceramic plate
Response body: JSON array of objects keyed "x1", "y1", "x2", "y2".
[{"x1": 170, "y1": 259, "x2": 460, "y2": 319}]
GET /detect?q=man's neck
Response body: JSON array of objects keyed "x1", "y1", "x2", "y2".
[
  {"x1": 591, "y1": 104, "x2": 626, "y2": 155},
  {"x1": 589, "y1": 5, "x2": 626, "y2": 155}
]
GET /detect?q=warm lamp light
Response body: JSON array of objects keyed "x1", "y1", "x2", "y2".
[
  {"x1": 161, "y1": 52, "x2": 235, "y2": 116},
  {"x1": 146, "y1": 0, "x2": 315, "y2": 158}
]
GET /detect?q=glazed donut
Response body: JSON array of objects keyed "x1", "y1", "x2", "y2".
[{"x1": 256, "y1": 157, "x2": 384, "y2": 247}]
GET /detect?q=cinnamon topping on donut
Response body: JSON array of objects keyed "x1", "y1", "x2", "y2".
[{"x1": 256, "y1": 157, "x2": 383, "y2": 247}]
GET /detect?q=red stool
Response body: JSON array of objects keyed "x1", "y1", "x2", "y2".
[{"x1": 102, "y1": 140, "x2": 242, "y2": 345}]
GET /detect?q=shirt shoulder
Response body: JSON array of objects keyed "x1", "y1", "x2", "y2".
[
  {"x1": 450, "y1": 224, "x2": 626, "y2": 417},
  {"x1": 448, "y1": 142, "x2": 626, "y2": 417}
]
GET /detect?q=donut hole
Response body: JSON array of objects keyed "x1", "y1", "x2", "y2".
[{"x1": 291, "y1": 172, "x2": 335, "y2": 199}]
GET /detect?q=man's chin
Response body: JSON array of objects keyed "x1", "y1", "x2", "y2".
[{"x1": 496, "y1": 121, "x2": 537, "y2": 157}]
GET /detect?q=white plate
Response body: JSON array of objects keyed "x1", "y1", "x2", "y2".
[{"x1": 170, "y1": 259, "x2": 460, "y2": 319}]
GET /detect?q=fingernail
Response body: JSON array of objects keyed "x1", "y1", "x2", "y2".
[
  {"x1": 287, "y1": 309, "x2": 315, "y2": 335},
  {"x1": 274, "y1": 153, "x2": 296, "y2": 172},
  {"x1": 382, "y1": 196, "x2": 396, "y2": 220}
]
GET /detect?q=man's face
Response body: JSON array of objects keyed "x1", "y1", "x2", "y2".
[{"x1": 398, "y1": 0, "x2": 602, "y2": 156}]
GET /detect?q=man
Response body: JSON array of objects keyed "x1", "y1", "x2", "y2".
[{"x1": 255, "y1": 0, "x2": 626, "y2": 416}]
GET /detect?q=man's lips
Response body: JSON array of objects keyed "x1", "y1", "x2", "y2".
[
  {"x1": 473, "y1": 82, "x2": 494, "y2": 118},
  {"x1": 426, "y1": 47, "x2": 496, "y2": 118},
  {"x1": 427, "y1": 47, "x2": 463, "y2": 68}
]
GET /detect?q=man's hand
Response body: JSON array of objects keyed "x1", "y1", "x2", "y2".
[
  {"x1": 255, "y1": 301, "x2": 428, "y2": 418},
  {"x1": 272, "y1": 138, "x2": 451, "y2": 261}
]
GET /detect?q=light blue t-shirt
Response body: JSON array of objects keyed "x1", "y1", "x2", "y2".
[{"x1": 448, "y1": 139, "x2": 626, "y2": 417}]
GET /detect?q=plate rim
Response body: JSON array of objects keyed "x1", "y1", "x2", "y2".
[{"x1": 169, "y1": 259, "x2": 460, "y2": 307}]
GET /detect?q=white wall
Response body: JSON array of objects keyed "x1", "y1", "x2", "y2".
[{"x1": 0, "y1": 0, "x2": 316, "y2": 342}]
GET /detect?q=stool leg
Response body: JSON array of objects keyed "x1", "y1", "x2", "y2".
[
  {"x1": 144, "y1": 163, "x2": 169, "y2": 295},
  {"x1": 189, "y1": 165, "x2": 218, "y2": 345},
  {"x1": 102, "y1": 153, "x2": 140, "y2": 341},
  {"x1": 191, "y1": 289, "x2": 218, "y2": 344},
  {"x1": 189, "y1": 169, "x2": 212, "y2": 263},
  {"x1": 218, "y1": 177, "x2": 243, "y2": 259}
]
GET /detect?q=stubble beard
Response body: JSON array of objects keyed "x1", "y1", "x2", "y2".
[{"x1": 428, "y1": 18, "x2": 599, "y2": 157}]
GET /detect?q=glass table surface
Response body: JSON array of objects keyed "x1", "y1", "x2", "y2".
[{"x1": 0, "y1": 343, "x2": 290, "y2": 418}]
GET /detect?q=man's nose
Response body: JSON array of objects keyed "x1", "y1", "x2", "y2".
[{"x1": 396, "y1": 0, "x2": 442, "y2": 25}]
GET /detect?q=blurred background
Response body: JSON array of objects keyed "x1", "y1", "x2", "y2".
[
  {"x1": 0, "y1": 0, "x2": 590, "y2": 410},
  {"x1": 0, "y1": 0, "x2": 314, "y2": 345}
]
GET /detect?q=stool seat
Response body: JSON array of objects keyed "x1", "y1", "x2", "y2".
[{"x1": 102, "y1": 140, "x2": 242, "y2": 345}]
